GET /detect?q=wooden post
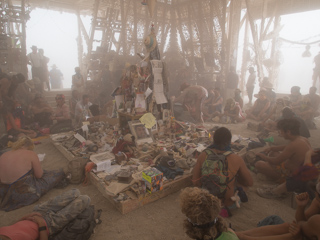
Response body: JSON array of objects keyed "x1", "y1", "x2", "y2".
[
  {"x1": 269, "y1": 13, "x2": 280, "y2": 85},
  {"x1": 21, "y1": 0, "x2": 28, "y2": 78},
  {"x1": 76, "y1": 9, "x2": 84, "y2": 70},
  {"x1": 133, "y1": 0, "x2": 138, "y2": 54},
  {"x1": 245, "y1": 0, "x2": 264, "y2": 82},
  {"x1": 240, "y1": 15, "x2": 249, "y2": 94}
]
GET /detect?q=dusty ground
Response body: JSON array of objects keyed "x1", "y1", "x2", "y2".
[{"x1": 1, "y1": 118, "x2": 320, "y2": 240}]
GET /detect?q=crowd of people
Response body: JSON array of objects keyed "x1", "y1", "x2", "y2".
[{"x1": 1, "y1": 46, "x2": 320, "y2": 240}]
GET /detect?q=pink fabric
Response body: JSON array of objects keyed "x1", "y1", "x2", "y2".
[{"x1": 0, "y1": 220, "x2": 39, "y2": 240}]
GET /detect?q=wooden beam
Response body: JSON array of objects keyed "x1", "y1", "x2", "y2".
[{"x1": 76, "y1": 9, "x2": 84, "y2": 69}]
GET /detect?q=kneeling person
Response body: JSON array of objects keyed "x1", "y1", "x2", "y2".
[{"x1": 192, "y1": 127, "x2": 253, "y2": 208}]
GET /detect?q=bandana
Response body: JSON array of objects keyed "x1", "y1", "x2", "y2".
[{"x1": 188, "y1": 217, "x2": 218, "y2": 229}]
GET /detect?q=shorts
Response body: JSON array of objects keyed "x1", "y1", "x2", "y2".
[{"x1": 275, "y1": 162, "x2": 290, "y2": 182}]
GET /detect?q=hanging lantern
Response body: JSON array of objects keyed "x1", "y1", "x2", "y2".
[{"x1": 147, "y1": 0, "x2": 156, "y2": 18}]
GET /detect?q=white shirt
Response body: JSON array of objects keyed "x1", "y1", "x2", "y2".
[{"x1": 27, "y1": 52, "x2": 42, "y2": 68}]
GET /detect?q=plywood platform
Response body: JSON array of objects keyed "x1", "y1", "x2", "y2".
[
  {"x1": 89, "y1": 172, "x2": 192, "y2": 214},
  {"x1": 51, "y1": 138, "x2": 193, "y2": 214}
]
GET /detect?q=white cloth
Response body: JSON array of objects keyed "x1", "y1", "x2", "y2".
[{"x1": 27, "y1": 52, "x2": 42, "y2": 68}]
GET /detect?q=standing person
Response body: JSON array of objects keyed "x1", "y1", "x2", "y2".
[
  {"x1": 49, "y1": 64, "x2": 63, "y2": 89},
  {"x1": 38, "y1": 49, "x2": 50, "y2": 91},
  {"x1": 72, "y1": 67, "x2": 84, "y2": 95},
  {"x1": 312, "y1": 52, "x2": 320, "y2": 88},
  {"x1": 0, "y1": 189, "x2": 91, "y2": 239},
  {"x1": 246, "y1": 67, "x2": 256, "y2": 105},
  {"x1": 74, "y1": 94, "x2": 92, "y2": 127},
  {"x1": 226, "y1": 66, "x2": 239, "y2": 100},
  {"x1": 27, "y1": 46, "x2": 43, "y2": 92}
]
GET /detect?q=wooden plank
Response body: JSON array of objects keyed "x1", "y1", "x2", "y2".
[
  {"x1": 89, "y1": 172, "x2": 192, "y2": 214},
  {"x1": 52, "y1": 136, "x2": 193, "y2": 214}
]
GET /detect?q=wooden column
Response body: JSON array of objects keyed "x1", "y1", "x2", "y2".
[
  {"x1": 76, "y1": 9, "x2": 84, "y2": 70},
  {"x1": 240, "y1": 16, "x2": 249, "y2": 93},
  {"x1": 269, "y1": 13, "x2": 280, "y2": 85},
  {"x1": 21, "y1": 0, "x2": 28, "y2": 78}
]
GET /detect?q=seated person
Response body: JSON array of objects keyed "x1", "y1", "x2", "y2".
[
  {"x1": 209, "y1": 87, "x2": 224, "y2": 118},
  {"x1": 5, "y1": 101, "x2": 36, "y2": 139},
  {"x1": 173, "y1": 83, "x2": 208, "y2": 123},
  {"x1": 255, "y1": 118, "x2": 312, "y2": 198},
  {"x1": 219, "y1": 98, "x2": 245, "y2": 123},
  {"x1": 261, "y1": 98, "x2": 286, "y2": 131},
  {"x1": 246, "y1": 89, "x2": 270, "y2": 121},
  {"x1": 75, "y1": 94, "x2": 93, "y2": 127},
  {"x1": 192, "y1": 127, "x2": 253, "y2": 208},
  {"x1": 50, "y1": 94, "x2": 72, "y2": 134},
  {"x1": 281, "y1": 107, "x2": 310, "y2": 138},
  {"x1": 234, "y1": 88, "x2": 243, "y2": 109},
  {"x1": 69, "y1": 90, "x2": 80, "y2": 119},
  {"x1": 305, "y1": 86, "x2": 320, "y2": 117},
  {"x1": 30, "y1": 95, "x2": 53, "y2": 127},
  {"x1": 0, "y1": 137, "x2": 65, "y2": 211},
  {"x1": 0, "y1": 189, "x2": 90, "y2": 240},
  {"x1": 236, "y1": 179, "x2": 320, "y2": 240},
  {"x1": 295, "y1": 97, "x2": 316, "y2": 129},
  {"x1": 290, "y1": 86, "x2": 302, "y2": 109},
  {"x1": 202, "y1": 87, "x2": 215, "y2": 119},
  {"x1": 180, "y1": 187, "x2": 240, "y2": 240}
]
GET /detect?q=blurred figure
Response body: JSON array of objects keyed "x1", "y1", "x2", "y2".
[
  {"x1": 290, "y1": 86, "x2": 302, "y2": 109},
  {"x1": 234, "y1": 88, "x2": 243, "y2": 109},
  {"x1": 50, "y1": 94, "x2": 72, "y2": 134},
  {"x1": 75, "y1": 94, "x2": 92, "y2": 127},
  {"x1": 312, "y1": 52, "x2": 320, "y2": 88},
  {"x1": 246, "y1": 67, "x2": 256, "y2": 105},
  {"x1": 226, "y1": 66, "x2": 239, "y2": 100},
  {"x1": 38, "y1": 48, "x2": 50, "y2": 91},
  {"x1": 72, "y1": 67, "x2": 84, "y2": 95},
  {"x1": 246, "y1": 89, "x2": 270, "y2": 121},
  {"x1": 49, "y1": 64, "x2": 63, "y2": 89},
  {"x1": 69, "y1": 90, "x2": 80, "y2": 119},
  {"x1": 30, "y1": 95, "x2": 53, "y2": 127}
]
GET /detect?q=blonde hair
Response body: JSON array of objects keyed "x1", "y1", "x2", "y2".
[
  {"x1": 180, "y1": 187, "x2": 227, "y2": 240},
  {"x1": 12, "y1": 136, "x2": 34, "y2": 150}
]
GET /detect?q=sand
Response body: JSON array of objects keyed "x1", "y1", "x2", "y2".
[{"x1": 1, "y1": 119, "x2": 320, "y2": 240}]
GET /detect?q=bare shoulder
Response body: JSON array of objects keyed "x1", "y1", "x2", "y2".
[{"x1": 227, "y1": 153, "x2": 244, "y2": 166}]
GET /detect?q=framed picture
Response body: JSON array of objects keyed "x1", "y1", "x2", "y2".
[
  {"x1": 162, "y1": 109, "x2": 170, "y2": 121},
  {"x1": 128, "y1": 120, "x2": 153, "y2": 146}
]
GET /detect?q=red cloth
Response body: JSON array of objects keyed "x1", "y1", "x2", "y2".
[{"x1": 0, "y1": 220, "x2": 41, "y2": 240}]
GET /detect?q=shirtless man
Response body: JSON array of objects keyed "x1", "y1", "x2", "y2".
[
  {"x1": 255, "y1": 118, "x2": 312, "y2": 198},
  {"x1": 192, "y1": 127, "x2": 253, "y2": 208}
]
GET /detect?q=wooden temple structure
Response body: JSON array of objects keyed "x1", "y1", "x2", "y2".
[{"x1": 1, "y1": 0, "x2": 320, "y2": 92}]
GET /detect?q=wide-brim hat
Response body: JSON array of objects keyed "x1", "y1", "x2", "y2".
[{"x1": 31, "y1": 45, "x2": 37, "y2": 50}]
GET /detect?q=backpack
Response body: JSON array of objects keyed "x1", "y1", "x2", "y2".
[
  {"x1": 68, "y1": 158, "x2": 89, "y2": 184},
  {"x1": 201, "y1": 149, "x2": 233, "y2": 199},
  {"x1": 51, "y1": 205, "x2": 97, "y2": 240}
]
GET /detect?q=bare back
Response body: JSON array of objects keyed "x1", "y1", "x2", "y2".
[
  {"x1": 284, "y1": 136, "x2": 311, "y2": 173},
  {"x1": 0, "y1": 149, "x2": 42, "y2": 184}
]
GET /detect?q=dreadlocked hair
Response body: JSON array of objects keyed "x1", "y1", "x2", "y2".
[
  {"x1": 180, "y1": 187, "x2": 227, "y2": 240},
  {"x1": 11, "y1": 136, "x2": 34, "y2": 151}
]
